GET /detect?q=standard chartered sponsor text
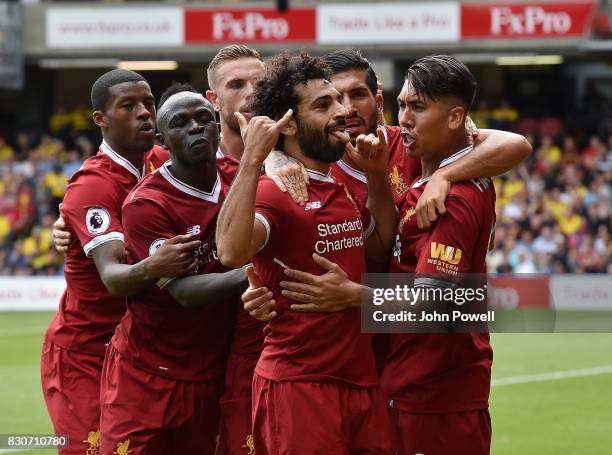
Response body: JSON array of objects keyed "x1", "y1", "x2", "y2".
[{"x1": 315, "y1": 219, "x2": 364, "y2": 254}]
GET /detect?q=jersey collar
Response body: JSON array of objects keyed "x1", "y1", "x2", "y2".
[
  {"x1": 306, "y1": 168, "x2": 335, "y2": 183},
  {"x1": 411, "y1": 144, "x2": 474, "y2": 189},
  {"x1": 100, "y1": 140, "x2": 145, "y2": 180},
  {"x1": 159, "y1": 162, "x2": 221, "y2": 203},
  {"x1": 336, "y1": 159, "x2": 367, "y2": 184}
]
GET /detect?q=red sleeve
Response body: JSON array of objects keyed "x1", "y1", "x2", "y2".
[
  {"x1": 254, "y1": 177, "x2": 287, "y2": 249},
  {"x1": 415, "y1": 195, "x2": 481, "y2": 284},
  {"x1": 122, "y1": 195, "x2": 178, "y2": 288},
  {"x1": 61, "y1": 171, "x2": 125, "y2": 257},
  {"x1": 122, "y1": 197, "x2": 177, "y2": 263}
]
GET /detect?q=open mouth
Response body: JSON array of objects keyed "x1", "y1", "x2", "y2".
[
  {"x1": 401, "y1": 131, "x2": 415, "y2": 148},
  {"x1": 328, "y1": 125, "x2": 351, "y2": 144},
  {"x1": 345, "y1": 118, "x2": 363, "y2": 136},
  {"x1": 138, "y1": 124, "x2": 155, "y2": 136}
]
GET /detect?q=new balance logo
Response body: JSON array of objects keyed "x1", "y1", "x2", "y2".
[
  {"x1": 186, "y1": 225, "x2": 201, "y2": 236},
  {"x1": 304, "y1": 201, "x2": 321, "y2": 211}
]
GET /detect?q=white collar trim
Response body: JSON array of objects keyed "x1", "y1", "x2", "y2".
[
  {"x1": 306, "y1": 168, "x2": 334, "y2": 183},
  {"x1": 336, "y1": 159, "x2": 367, "y2": 184},
  {"x1": 411, "y1": 144, "x2": 474, "y2": 189},
  {"x1": 216, "y1": 147, "x2": 224, "y2": 159},
  {"x1": 100, "y1": 140, "x2": 144, "y2": 180},
  {"x1": 159, "y1": 162, "x2": 221, "y2": 203}
]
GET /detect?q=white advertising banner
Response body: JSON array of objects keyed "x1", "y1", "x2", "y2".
[
  {"x1": 551, "y1": 275, "x2": 612, "y2": 310},
  {"x1": 317, "y1": 2, "x2": 460, "y2": 44},
  {"x1": 46, "y1": 7, "x2": 184, "y2": 48},
  {"x1": 0, "y1": 277, "x2": 65, "y2": 311}
]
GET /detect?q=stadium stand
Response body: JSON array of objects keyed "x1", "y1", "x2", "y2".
[{"x1": 0, "y1": 103, "x2": 610, "y2": 276}]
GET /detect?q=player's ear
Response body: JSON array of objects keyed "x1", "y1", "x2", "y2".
[
  {"x1": 280, "y1": 117, "x2": 297, "y2": 137},
  {"x1": 375, "y1": 92, "x2": 384, "y2": 116},
  {"x1": 205, "y1": 90, "x2": 221, "y2": 113},
  {"x1": 156, "y1": 133, "x2": 169, "y2": 150},
  {"x1": 448, "y1": 106, "x2": 465, "y2": 131},
  {"x1": 93, "y1": 110, "x2": 107, "y2": 128}
]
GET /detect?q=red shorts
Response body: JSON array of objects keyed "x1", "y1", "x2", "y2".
[
  {"x1": 41, "y1": 335, "x2": 103, "y2": 455},
  {"x1": 389, "y1": 406, "x2": 491, "y2": 455},
  {"x1": 217, "y1": 352, "x2": 259, "y2": 455},
  {"x1": 99, "y1": 345, "x2": 222, "y2": 455},
  {"x1": 252, "y1": 374, "x2": 394, "y2": 455}
]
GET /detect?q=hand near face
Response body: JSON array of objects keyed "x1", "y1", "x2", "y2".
[
  {"x1": 345, "y1": 126, "x2": 389, "y2": 175},
  {"x1": 264, "y1": 151, "x2": 310, "y2": 206},
  {"x1": 235, "y1": 110, "x2": 293, "y2": 165}
]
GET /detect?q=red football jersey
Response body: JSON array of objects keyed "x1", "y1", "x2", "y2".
[
  {"x1": 330, "y1": 125, "x2": 421, "y2": 207},
  {"x1": 252, "y1": 169, "x2": 378, "y2": 386},
  {"x1": 382, "y1": 145, "x2": 496, "y2": 413},
  {"x1": 112, "y1": 162, "x2": 235, "y2": 381},
  {"x1": 215, "y1": 147, "x2": 266, "y2": 356},
  {"x1": 47, "y1": 141, "x2": 168, "y2": 356}
]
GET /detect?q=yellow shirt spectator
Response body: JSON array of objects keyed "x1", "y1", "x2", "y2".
[
  {"x1": 49, "y1": 109, "x2": 72, "y2": 134},
  {"x1": 0, "y1": 143, "x2": 14, "y2": 161},
  {"x1": 44, "y1": 170, "x2": 68, "y2": 199},
  {"x1": 22, "y1": 236, "x2": 38, "y2": 257},
  {"x1": 558, "y1": 213, "x2": 583, "y2": 235}
]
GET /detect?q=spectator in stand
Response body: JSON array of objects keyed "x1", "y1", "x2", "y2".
[
  {"x1": 490, "y1": 99, "x2": 519, "y2": 131},
  {"x1": 0, "y1": 136, "x2": 14, "y2": 162},
  {"x1": 470, "y1": 99, "x2": 491, "y2": 129},
  {"x1": 43, "y1": 164, "x2": 67, "y2": 216}
]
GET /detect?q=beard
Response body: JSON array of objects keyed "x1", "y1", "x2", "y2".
[
  {"x1": 296, "y1": 117, "x2": 346, "y2": 164},
  {"x1": 347, "y1": 109, "x2": 379, "y2": 146}
]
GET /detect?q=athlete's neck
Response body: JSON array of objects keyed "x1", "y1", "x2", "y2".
[
  {"x1": 168, "y1": 158, "x2": 218, "y2": 194},
  {"x1": 283, "y1": 140, "x2": 331, "y2": 175},
  {"x1": 102, "y1": 136, "x2": 145, "y2": 172},
  {"x1": 219, "y1": 119, "x2": 244, "y2": 161},
  {"x1": 420, "y1": 135, "x2": 470, "y2": 178}
]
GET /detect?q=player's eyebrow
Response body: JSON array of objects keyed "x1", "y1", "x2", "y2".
[
  {"x1": 310, "y1": 93, "x2": 335, "y2": 106},
  {"x1": 225, "y1": 78, "x2": 245, "y2": 87}
]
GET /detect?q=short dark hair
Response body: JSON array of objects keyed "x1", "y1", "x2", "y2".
[
  {"x1": 90, "y1": 69, "x2": 148, "y2": 111},
  {"x1": 405, "y1": 55, "x2": 476, "y2": 111},
  {"x1": 158, "y1": 82, "x2": 199, "y2": 111},
  {"x1": 251, "y1": 51, "x2": 331, "y2": 121},
  {"x1": 323, "y1": 48, "x2": 378, "y2": 97}
]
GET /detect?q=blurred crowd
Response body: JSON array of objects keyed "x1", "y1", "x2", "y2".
[
  {"x1": 0, "y1": 106, "x2": 97, "y2": 275},
  {"x1": 0, "y1": 104, "x2": 610, "y2": 276},
  {"x1": 472, "y1": 102, "x2": 612, "y2": 274}
]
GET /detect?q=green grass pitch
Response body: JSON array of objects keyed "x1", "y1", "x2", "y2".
[{"x1": 1, "y1": 312, "x2": 611, "y2": 454}]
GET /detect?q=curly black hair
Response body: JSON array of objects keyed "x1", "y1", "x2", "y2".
[{"x1": 250, "y1": 51, "x2": 331, "y2": 122}]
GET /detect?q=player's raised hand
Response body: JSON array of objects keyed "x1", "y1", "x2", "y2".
[
  {"x1": 52, "y1": 215, "x2": 71, "y2": 253},
  {"x1": 242, "y1": 265, "x2": 277, "y2": 321},
  {"x1": 281, "y1": 253, "x2": 361, "y2": 312},
  {"x1": 415, "y1": 171, "x2": 450, "y2": 230},
  {"x1": 236, "y1": 109, "x2": 293, "y2": 165},
  {"x1": 465, "y1": 115, "x2": 479, "y2": 144},
  {"x1": 145, "y1": 234, "x2": 202, "y2": 278},
  {"x1": 345, "y1": 127, "x2": 389, "y2": 175},
  {"x1": 264, "y1": 150, "x2": 310, "y2": 205}
]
